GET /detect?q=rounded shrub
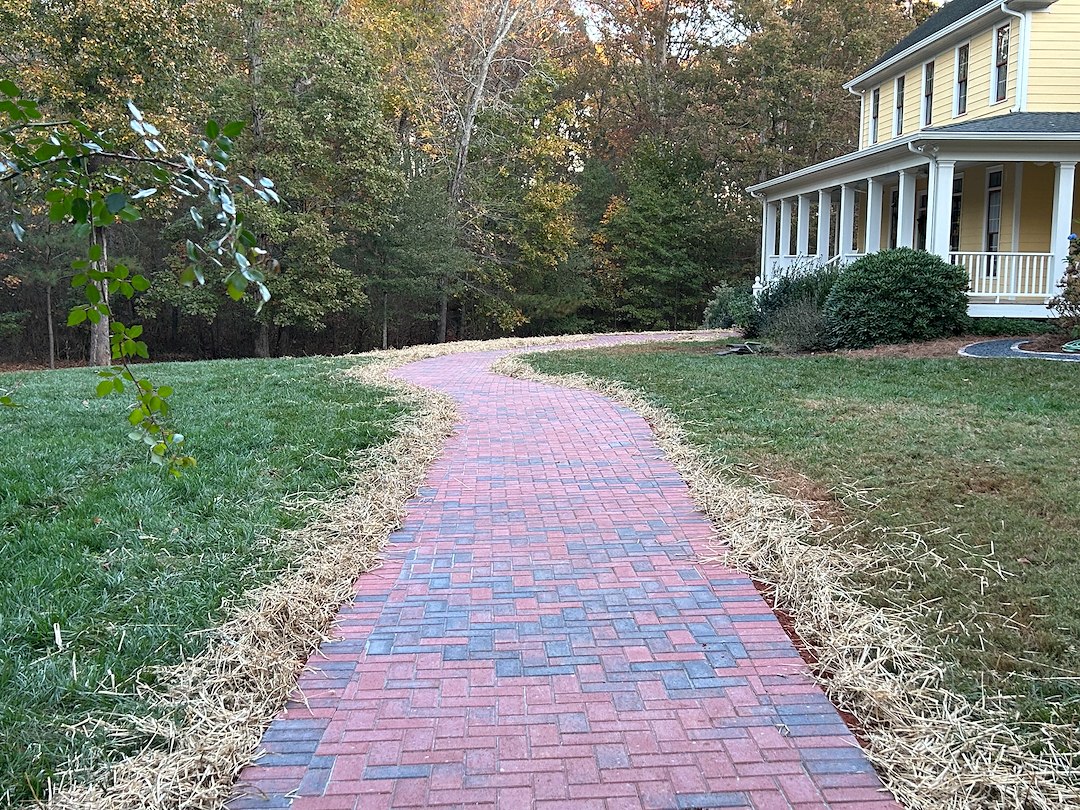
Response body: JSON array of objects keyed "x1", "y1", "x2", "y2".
[{"x1": 823, "y1": 249, "x2": 970, "y2": 348}]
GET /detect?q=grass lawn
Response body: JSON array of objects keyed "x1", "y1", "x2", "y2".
[
  {"x1": 528, "y1": 344, "x2": 1080, "y2": 732},
  {"x1": 0, "y1": 357, "x2": 403, "y2": 804}
]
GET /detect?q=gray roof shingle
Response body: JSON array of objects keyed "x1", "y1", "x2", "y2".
[
  {"x1": 925, "y1": 112, "x2": 1080, "y2": 133},
  {"x1": 866, "y1": 0, "x2": 998, "y2": 73}
]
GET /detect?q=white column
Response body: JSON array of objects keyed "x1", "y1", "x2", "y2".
[
  {"x1": 865, "y1": 176, "x2": 884, "y2": 254},
  {"x1": 1050, "y1": 161, "x2": 1076, "y2": 294},
  {"x1": 816, "y1": 189, "x2": 833, "y2": 259},
  {"x1": 759, "y1": 200, "x2": 778, "y2": 286},
  {"x1": 779, "y1": 198, "x2": 793, "y2": 257},
  {"x1": 796, "y1": 194, "x2": 812, "y2": 256},
  {"x1": 839, "y1": 183, "x2": 857, "y2": 258},
  {"x1": 929, "y1": 159, "x2": 955, "y2": 260},
  {"x1": 896, "y1": 168, "x2": 917, "y2": 248}
]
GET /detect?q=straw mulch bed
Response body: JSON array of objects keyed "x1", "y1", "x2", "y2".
[
  {"x1": 43, "y1": 331, "x2": 718, "y2": 809},
  {"x1": 494, "y1": 354, "x2": 1080, "y2": 810}
]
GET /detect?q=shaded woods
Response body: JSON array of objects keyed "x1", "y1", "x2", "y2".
[{"x1": 0, "y1": 0, "x2": 923, "y2": 362}]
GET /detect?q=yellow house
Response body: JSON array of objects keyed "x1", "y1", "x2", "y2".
[{"x1": 747, "y1": 0, "x2": 1080, "y2": 318}]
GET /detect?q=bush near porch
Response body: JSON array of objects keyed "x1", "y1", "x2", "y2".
[
  {"x1": 527, "y1": 345, "x2": 1080, "y2": 746},
  {"x1": 721, "y1": 249, "x2": 974, "y2": 351}
]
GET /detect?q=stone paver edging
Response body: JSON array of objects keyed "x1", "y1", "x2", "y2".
[{"x1": 231, "y1": 340, "x2": 897, "y2": 810}]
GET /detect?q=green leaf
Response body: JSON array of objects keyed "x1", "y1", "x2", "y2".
[
  {"x1": 129, "y1": 408, "x2": 145, "y2": 426},
  {"x1": 158, "y1": 385, "x2": 174, "y2": 398},
  {"x1": 127, "y1": 325, "x2": 143, "y2": 338},
  {"x1": 71, "y1": 198, "x2": 89, "y2": 223},
  {"x1": 88, "y1": 243, "x2": 103, "y2": 262},
  {"x1": 67, "y1": 308, "x2": 87, "y2": 326},
  {"x1": 96, "y1": 379, "x2": 113, "y2": 398},
  {"x1": 222, "y1": 121, "x2": 245, "y2": 139},
  {"x1": 131, "y1": 275, "x2": 150, "y2": 292},
  {"x1": 205, "y1": 120, "x2": 220, "y2": 140},
  {"x1": 0, "y1": 80, "x2": 19, "y2": 98},
  {"x1": 105, "y1": 192, "x2": 128, "y2": 214}
]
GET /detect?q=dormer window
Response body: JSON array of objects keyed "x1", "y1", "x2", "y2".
[
  {"x1": 994, "y1": 25, "x2": 1010, "y2": 103},
  {"x1": 956, "y1": 44, "x2": 969, "y2": 115},
  {"x1": 923, "y1": 61, "x2": 935, "y2": 126},
  {"x1": 895, "y1": 76, "x2": 905, "y2": 136},
  {"x1": 871, "y1": 87, "x2": 880, "y2": 143}
]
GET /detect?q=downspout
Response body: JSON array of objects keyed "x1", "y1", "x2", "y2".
[
  {"x1": 848, "y1": 86, "x2": 865, "y2": 150},
  {"x1": 1000, "y1": 2, "x2": 1029, "y2": 112}
]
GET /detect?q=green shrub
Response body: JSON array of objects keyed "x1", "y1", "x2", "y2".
[
  {"x1": 969, "y1": 317, "x2": 1059, "y2": 336},
  {"x1": 824, "y1": 249, "x2": 970, "y2": 348},
  {"x1": 702, "y1": 282, "x2": 753, "y2": 329},
  {"x1": 762, "y1": 297, "x2": 830, "y2": 352},
  {"x1": 746, "y1": 261, "x2": 842, "y2": 338}
]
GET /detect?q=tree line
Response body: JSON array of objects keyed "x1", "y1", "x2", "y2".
[{"x1": 0, "y1": 0, "x2": 926, "y2": 363}]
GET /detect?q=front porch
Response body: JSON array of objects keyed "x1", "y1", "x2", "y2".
[{"x1": 752, "y1": 142, "x2": 1079, "y2": 319}]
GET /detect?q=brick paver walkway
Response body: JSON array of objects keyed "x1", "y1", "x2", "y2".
[{"x1": 232, "y1": 338, "x2": 900, "y2": 810}]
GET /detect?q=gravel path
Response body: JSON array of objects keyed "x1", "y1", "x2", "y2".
[{"x1": 959, "y1": 338, "x2": 1080, "y2": 362}]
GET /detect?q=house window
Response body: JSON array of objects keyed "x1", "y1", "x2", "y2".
[
  {"x1": 871, "y1": 88, "x2": 880, "y2": 143},
  {"x1": 889, "y1": 188, "x2": 900, "y2": 249},
  {"x1": 986, "y1": 169, "x2": 1003, "y2": 266},
  {"x1": 950, "y1": 176, "x2": 963, "y2": 252},
  {"x1": 916, "y1": 193, "x2": 928, "y2": 250},
  {"x1": 895, "y1": 76, "x2": 905, "y2": 135},
  {"x1": 923, "y1": 61, "x2": 935, "y2": 126},
  {"x1": 956, "y1": 44, "x2": 969, "y2": 115},
  {"x1": 994, "y1": 25, "x2": 1010, "y2": 103}
]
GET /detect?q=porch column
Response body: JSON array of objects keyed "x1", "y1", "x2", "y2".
[
  {"x1": 929, "y1": 159, "x2": 955, "y2": 260},
  {"x1": 796, "y1": 194, "x2": 812, "y2": 256},
  {"x1": 839, "y1": 183, "x2": 857, "y2": 258},
  {"x1": 1050, "y1": 161, "x2": 1077, "y2": 294},
  {"x1": 779, "y1": 197, "x2": 793, "y2": 257},
  {"x1": 816, "y1": 189, "x2": 833, "y2": 259},
  {"x1": 896, "y1": 168, "x2": 917, "y2": 248},
  {"x1": 759, "y1": 200, "x2": 778, "y2": 285},
  {"x1": 865, "y1": 176, "x2": 884, "y2": 253}
]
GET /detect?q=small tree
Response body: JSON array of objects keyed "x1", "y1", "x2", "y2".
[
  {"x1": 1049, "y1": 234, "x2": 1080, "y2": 336},
  {"x1": 1, "y1": 82, "x2": 278, "y2": 472}
]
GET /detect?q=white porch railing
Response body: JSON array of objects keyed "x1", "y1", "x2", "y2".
[{"x1": 950, "y1": 252, "x2": 1054, "y2": 300}]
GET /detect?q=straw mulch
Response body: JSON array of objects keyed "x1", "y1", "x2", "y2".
[
  {"x1": 494, "y1": 354, "x2": 1080, "y2": 810},
  {"x1": 43, "y1": 331, "x2": 718, "y2": 809},
  {"x1": 45, "y1": 357, "x2": 458, "y2": 809}
]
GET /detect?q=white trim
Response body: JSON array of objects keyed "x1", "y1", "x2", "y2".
[
  {"x1": 953, "y1": 41, "x2": 971, "y2": 118},
  {"x1": 951, "y1": 170, "x2": 965, "y2": 252},
  {"x1": 859, "y1": 93, "x2": 867, "y2": 149},
  {"x1": 1011, "y1": 162, "x2": 1023, "y2": 252},
  {"x1": 871, "y1": 86, "x2": 881, "y2": 144},
  {"x1": 966, "y1": 304, "x2": 1054, "y2": 318}
]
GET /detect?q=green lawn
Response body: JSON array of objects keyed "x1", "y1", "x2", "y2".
[
  {"x1": 528, "y1": 345, "x2": 1080, "y2": 732},
  {"x1": 0, "y1": 357, "x2": 403, "y2": 804}
]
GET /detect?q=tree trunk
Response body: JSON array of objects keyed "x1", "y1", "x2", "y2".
[
  {"x1": 46, "y1": 282, "x2": 56, "y2": 370},
  {"x1": 88, "y1": 227, "x2": 111, "y2": 367},
  {"x1": 437, "y1": 284, "x2": 448, "y2": 343},
  {"x1": 255, "y1": 322, "x2": 270, "y2": 357},
  {"x1": 382, "y1": 293, "x2": 389, "y2": 350}
]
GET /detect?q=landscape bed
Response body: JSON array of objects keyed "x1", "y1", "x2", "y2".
[
  {"x1": 0, "y1": 357, "x2": 404, "y2": 805},
  {"x1": 527, "y1": 343, "x2": 1080, "y2": 745}
]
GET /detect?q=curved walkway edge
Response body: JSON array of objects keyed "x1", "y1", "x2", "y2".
[
  {"x1": 230, "y1": 338, "x2": 900, "y2": 810},
  {"x1": 959, "y1": 338, "x2": 1080, "y2": 362}
]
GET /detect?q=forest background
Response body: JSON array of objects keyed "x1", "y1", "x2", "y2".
[{"x1": 0, "y1": 0, "x2": 932, "y2": 362}]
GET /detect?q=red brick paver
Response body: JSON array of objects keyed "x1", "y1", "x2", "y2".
[{"x1": 232, "y1": 337, "x2": 900, "y2": 810}]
